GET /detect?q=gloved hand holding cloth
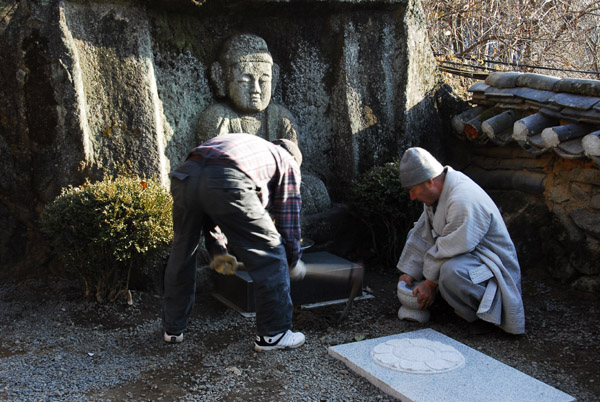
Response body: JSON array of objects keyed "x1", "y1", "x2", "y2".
[{"x1": 210, "y1": 253, "x2": 245, "y2": 275}]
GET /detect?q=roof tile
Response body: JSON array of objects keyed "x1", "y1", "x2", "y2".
[
  {"x1": 549, "y1": 93, "x2": 600, "y2": 110},
  {"x1": 554, "y1": 78, "x2": 600, "y2": 97},
  {"x1": 485, "y1": 71, "x2": 521, "y2": 88},
  {"x1": 515, "y1": 73, "x2": 560, "y2": 90},
  {"x1": 454, "y1": 72, "x2": 600, "y2": 166}
]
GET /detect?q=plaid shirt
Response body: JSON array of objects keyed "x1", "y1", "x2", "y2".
[{"x1": 187, "y1": 134, "x2": 302, "y2": 267}]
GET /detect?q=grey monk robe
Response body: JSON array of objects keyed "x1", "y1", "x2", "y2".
[{"x1": 397, "y1": 167, "x2": 525, "y2": 334}]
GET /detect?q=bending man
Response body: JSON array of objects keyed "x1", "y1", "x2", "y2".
[
  {"x1": 163, "y1": 134, "x2": 306, "y2": 351},
  {"x1": 397, "y1": 147, "x2": 525, "y2": 334}
]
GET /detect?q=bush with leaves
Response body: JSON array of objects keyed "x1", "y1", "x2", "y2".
[
  {"x1": 350, "y1": 161, "x2": 422, "y2": 269},
  {"x1": 40, "y1": 176, "x2": 173, "y2": 302}
]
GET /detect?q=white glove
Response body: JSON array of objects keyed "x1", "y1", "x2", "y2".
[{"x1": 289, "y1": 259, "x2": 306, "y2": 281}]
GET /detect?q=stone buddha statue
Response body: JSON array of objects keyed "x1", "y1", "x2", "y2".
[
  {"x1": 196, "y1": 33, "x2": 298, "y2": 145},
  {"x1": 196, "y1": 33, "x2": 331, "y2": 216}
]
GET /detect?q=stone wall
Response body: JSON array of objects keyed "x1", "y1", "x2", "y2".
[
  {"x1": 447, "y1": 141, "x2": 600, "y2": 294},
  {"x1": 0, "y1": 0, "x2": 447, "y2": 277}
]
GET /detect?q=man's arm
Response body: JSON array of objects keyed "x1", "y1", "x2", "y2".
[
  {"x1": 423, "y1": 197, "x2": 491, "y2": 282},
  {"x1": 204, "y1": 220, "x2": 228, "y2": 257},
  {"x1": 396, "y1": 211, "x2": 432, "y2": 281},
  {"x1": 270, "y1": 164, "x2": 302, "y2": 268}
]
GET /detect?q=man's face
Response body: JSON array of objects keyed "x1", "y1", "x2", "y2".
[
  {"x1": 408, "y1": 180, "x2": 438, "y2": 206},
  {"x1": 227, "y1": 61, "x2": 272, "y2": 113}
]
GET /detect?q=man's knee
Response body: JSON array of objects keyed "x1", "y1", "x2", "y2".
[{"x1": 439, "y1": 259, "x2": 468, "y2": 289}]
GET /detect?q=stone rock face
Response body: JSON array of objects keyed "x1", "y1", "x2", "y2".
[
  {"x1": 570, "y1": 208, "x2": 600, "y2": 237},
  {"x1": 0, "y1": 0, "x2": 446, "y2": 277}
]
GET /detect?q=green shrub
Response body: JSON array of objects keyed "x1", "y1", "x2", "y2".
[
  {"x1": 40, "y1": 176, "x2": 173, "y2": 302},
  {"x1": 350, "y1": 161, "x2": 422, "y2": 269}
]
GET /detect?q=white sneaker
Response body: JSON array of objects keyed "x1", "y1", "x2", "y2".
[
  {"x1": 253, "y1": 330, "x2": 305, "y2": 352},
  {"x1": 163, "y1": 331, "x2": 183, "y2": 344}
]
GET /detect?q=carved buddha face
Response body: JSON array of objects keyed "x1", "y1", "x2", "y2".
[
  {"x1": 228, "y1": 61, "x2": 272, "y2": 113},
  {"x1": 211, "y1": 34, "x2": 278, "y2": 114}
]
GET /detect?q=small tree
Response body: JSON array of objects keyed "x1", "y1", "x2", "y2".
[
  {"x1": 40, "y1": 176, "x2": 173, "y2": 302},
  {"x1": 350, "y1": 161, "x2": 422, "y2": 269}
]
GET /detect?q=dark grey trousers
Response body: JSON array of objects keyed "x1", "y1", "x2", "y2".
[{"x1": 162, "y1": 160, "x2": 293, "y2": 336}]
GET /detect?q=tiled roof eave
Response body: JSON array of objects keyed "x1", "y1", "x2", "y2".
[{"x1": 456, "y1": 72, "x2": 600, "y2": 165}]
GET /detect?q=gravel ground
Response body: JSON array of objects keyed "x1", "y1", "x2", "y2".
[{"x1": 1, "y1": 265, "x2": 599, "y2": 401}]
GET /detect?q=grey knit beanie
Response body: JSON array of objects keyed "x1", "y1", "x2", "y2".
[
  {"x1": 272, "y1": 138, "x2": 302, "y2": 167},
  {"x1": 399, "y1": 147, "x2": 444, "y2": 187}
]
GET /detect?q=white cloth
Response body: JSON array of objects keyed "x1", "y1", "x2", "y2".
[{"x1": 397, "y1": 168, "x2": 525, "y2": 334}]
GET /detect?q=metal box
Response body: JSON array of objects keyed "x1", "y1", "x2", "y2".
[{"x1": 212, "y1": 251, "x2": 361, "y2": 313}]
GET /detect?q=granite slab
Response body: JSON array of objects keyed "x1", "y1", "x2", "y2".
[{"x1": 328, "y1": 328, "x2": 575, "y2": 402}]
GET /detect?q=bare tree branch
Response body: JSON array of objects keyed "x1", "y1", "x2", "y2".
[{"x1": 422, "y1": 0, "x2": 600, "y2": 79}]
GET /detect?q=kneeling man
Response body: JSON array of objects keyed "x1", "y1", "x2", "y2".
[{"x1": 397, "y1": 147, "x2": 525, "y2": 334}]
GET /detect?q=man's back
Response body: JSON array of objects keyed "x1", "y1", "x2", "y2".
[
  {"x1": 442, "y1": 170, "x2": 518, "y2": 257},
  {"x1": 187, "y1": 133, "x2": 297, "y2": 194}
]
